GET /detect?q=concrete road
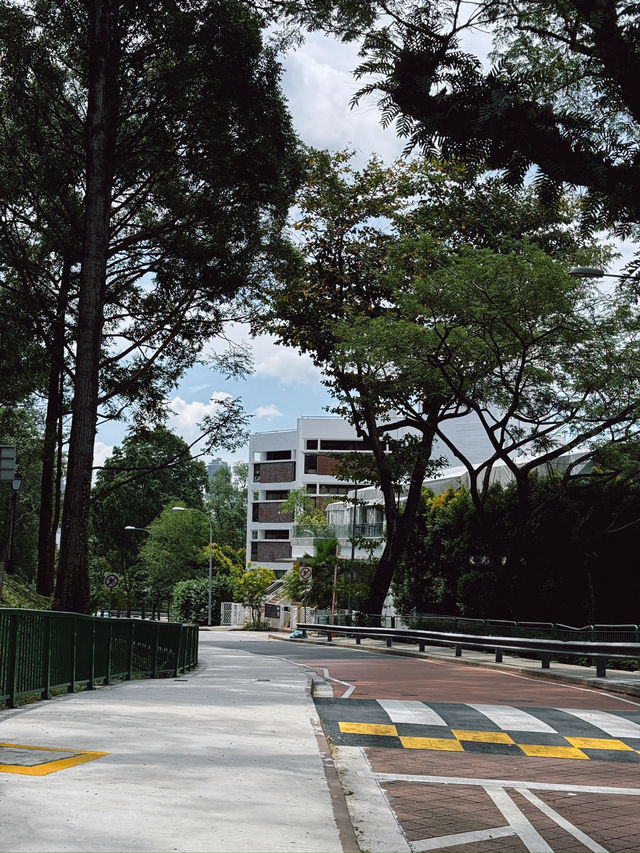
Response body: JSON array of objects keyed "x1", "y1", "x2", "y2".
[{"x1": 0, "y1": 632, "x2": 352, "y2": 853}]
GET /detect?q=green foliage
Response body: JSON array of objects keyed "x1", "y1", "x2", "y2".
[
  {"x1": 392, "y1": 463, "x2": 640, "y2": 625},
  {"x1": 206, "y1": 463, "x2": 247, "y2": 550},
  {"x1": 262, "y1": 149, "x2": 622, "y2": 615},
  {"x1": 90, "y1": 425, "x2": 209, "y2": 612},
  {"x1": 171, "y1": 575, "x2": 236, "y2": 625},
  {"x1": 236, "y1": 565, "x2": 276, "y2": 627},
  {"x1": 347, "y1": 0, "x2": 640, "y2": 232},
  {"x1": 0, "y1": 575, "x2": 51, "y2": 610},
  {"x1": 0, "y1": 403, "x2": 45, "y2": 583}
]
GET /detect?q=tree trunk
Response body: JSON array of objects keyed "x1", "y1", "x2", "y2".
[
  {"x1": 56, "y1": 0, "x2": 119, "y2": 613},
  {"x1": 37, "y1": 257, "x2": 73, "y2": 597}
]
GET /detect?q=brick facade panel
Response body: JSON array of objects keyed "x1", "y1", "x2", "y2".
[
  {"x1": 256, "y1": 541, "x2": 291, "y2": 562},
  {"x1": 256, "y1": 502, "x2": 293, "y2": 523},
  {"x1": 258, "y1": 461, "x2": 296, "y2": 483},
  {"x1": 317, "y1": 454, "x2": 339, "y2": 476}
]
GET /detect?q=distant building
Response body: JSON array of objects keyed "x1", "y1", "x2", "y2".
[
  {"x1": 207, "y1": 458, "x2": 229, "y2": 480},
  {"x1": 246, "y1": 413, "x2": 502, "y2": 575}
]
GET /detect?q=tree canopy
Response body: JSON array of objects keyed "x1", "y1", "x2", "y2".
[
  {"x1": 0, "y1": 0, "x2": 303, "y2": 612},
  {"x1": 262, "y1": 149, "x2": 638, "y2": 614}
]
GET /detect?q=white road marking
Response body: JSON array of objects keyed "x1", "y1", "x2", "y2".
[
  {"x1": 372, "y1": 771, "x2": 640, "y2": 796},
  {"x1": 485, "y1": 787, "x2": 553, "y2": 852},
  {"x1": 469, "y1": 703, "x2": 557, "y2": 732},
  {"x1": 377, "y1": 700, "x2": 448, "y2": 726},
  {"x1": 322, "y1": 668, "x2": 356, "y2": 698},
  {"x1": 516, "y1": 787, "x2": 608, "y2": 852},
  {"x1": 410, "y1": 826, "x2": 515, "y2": 851},
  {"x1": 559, "y1": 708, "x2": 640, "y2": 738}
]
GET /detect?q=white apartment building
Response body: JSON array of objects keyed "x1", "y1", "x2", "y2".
[
  {"x1": 246, "y1": 417, "x2": 371, "y2": 576},
  {"x1": 246, "y1": 414, "x2": 499, "y2": 575}
]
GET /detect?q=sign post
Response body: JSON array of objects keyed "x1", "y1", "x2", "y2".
[{"x1": 104, "y1": 573, "x2": 120, "y2": 616}]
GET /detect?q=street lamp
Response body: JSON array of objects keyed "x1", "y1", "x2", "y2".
[
  {"x1": 172, "y1": 506, "x2": 213, "y2": 627},
  {"x1": 7, "y1": 471, "x2": 22, "y2": 573},
  {"x1": 569, "y1": 266, "x2": 627, "y2": 279}
]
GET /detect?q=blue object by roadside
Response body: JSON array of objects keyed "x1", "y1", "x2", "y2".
[{"x1": 290, "y1": 630, "x2": 304, "y2": 638}]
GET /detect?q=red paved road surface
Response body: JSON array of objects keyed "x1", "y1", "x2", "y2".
[{"x1": 300, "y1": 654, "x2": 640, "y2": 709}]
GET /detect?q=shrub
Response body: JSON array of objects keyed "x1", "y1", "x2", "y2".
[{"x1": 171, "y1": 574, "x2": 235, "y2": 625}]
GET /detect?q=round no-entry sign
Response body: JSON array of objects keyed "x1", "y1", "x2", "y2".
[
  {"x1": 104, "y1": 573, "x2": 120, "y2": 590},
  {"x1": 299, "y1": 566, "x2": 312, "y2": 582}
]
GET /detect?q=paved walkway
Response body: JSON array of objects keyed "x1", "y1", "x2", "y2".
[{"x1": 0, "y1": 633, "x2": 350, "y2": 853}]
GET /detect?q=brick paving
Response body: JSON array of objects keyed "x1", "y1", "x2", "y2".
[{"x1": 366, "y1": 749, "x2": 640, "y2": 851}]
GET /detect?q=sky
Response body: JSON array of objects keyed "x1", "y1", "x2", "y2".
[{"x1": 94, "y1": 32, "x2": 406, "y2": 471}]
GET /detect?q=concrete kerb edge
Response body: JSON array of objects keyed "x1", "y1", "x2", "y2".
[{"x1": 267, "y1": 633, "x2": 640, "y2": 700}]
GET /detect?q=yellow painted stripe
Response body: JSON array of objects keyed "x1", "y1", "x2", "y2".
[
  {"x1": 519, "y1": 744, "x2": 588, "y2": 760},
  {"x1": 0, "y1": 751, "x2": 108, "y2": 776},
  {"x1": 452, "y1": 730, "x2": 515, "y2": 744},
  {"x1": 400, "y1": 737, "x2": 464, "y2": 751},
  {"x1": 565, "y1": 737, "x2": 633, "y2": 751},
  {"x1": 339, "y1": 722, "x2": 398, "y2": 737}
]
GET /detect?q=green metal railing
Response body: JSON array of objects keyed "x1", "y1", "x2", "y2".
[{"x1": 0, "y1": 609, "x2": 199, "y2": 708}]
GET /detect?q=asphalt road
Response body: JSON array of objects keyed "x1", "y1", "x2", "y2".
[{"x1": 204, "y1": 633, "x2": 640, "y2": 853}]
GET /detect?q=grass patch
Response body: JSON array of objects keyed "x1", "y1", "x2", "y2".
[{"x1": 1, "y1": 575, "x2": 52, "y2": 610}]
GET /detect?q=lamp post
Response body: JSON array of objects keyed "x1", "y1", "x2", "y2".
[
  {"x1": 172, "y1": 506, "x2": 213, "y2": 627},
  {"x1": 7, "y1": 471, "x2": 22, "y2": 574}
]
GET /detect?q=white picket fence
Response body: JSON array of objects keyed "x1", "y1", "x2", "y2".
[{"x1": 220, "y1": 601, "x2": 315, "y2": 630}]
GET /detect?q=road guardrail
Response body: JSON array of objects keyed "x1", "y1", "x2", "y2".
[{"x1": 295, "y1": 622, "x2": 640, "y2": 678}]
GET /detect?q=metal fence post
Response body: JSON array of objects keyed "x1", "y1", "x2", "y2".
[
  {"x1": 7, "y1": 612, "x2": 19, "y2": 708},
  {"x1": 88, "y1": 620, "x2": 96, "y2": 690},
  {"x1": 127, "y1": 621, "x2": 135, "y2": 680},
  {"x1": 68, "y1": 618, "x2": 77, "y2": 694},
  {"x1": 105, "y1": 621, "x2": 113, "y2": 685},
  {"x1": 41, "y1": 613, "x2": 52, "y2": 700},
  {"x1": 152, "y1": 621, "x2": 160, "y2": 677}
]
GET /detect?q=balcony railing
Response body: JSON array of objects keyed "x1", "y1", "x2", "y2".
[{"x1": 291, "y1": 522, "x2": 384, "y2": 541}]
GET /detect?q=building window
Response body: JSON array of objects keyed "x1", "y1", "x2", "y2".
[
  {"x1": 306, "y1": 484, "x2": 316, "y2": 494},
  {"x1": 253, "y1": 463, "x2": 261, "y2": 482},
  {"x1": 319, "y1": 484, "x2": 352, "y2": 495},
  {"x1": 253, "y1": 491, "x2": 259, "y2": 501},
  {"x1": 265, "y1": 490, "x2": 289, "y2": 500},
  {"x1": 306, "y1": 439, "x2": 318, "y2": 449},
  {"x1": 251, "y1": 530, "x2": 258, "y2": 540},
  {"x1": 304, "y1": 454, "x2": 317, "y2": 474},
  {"x1": 252, "y1": 505, "x2": 260, "y2": 522},
  {"x1": 264, "y1": 530, "x2": 289, "y2": 540},
  {"x1": 266, "y1": 449, "x2": 292, "y2": 461},
  {"x1": 250, "y1": 543, "x2": 259, "y2": 561},
  {"x1": 319, "y1": 439, "x2": 367, "y2": 451}
]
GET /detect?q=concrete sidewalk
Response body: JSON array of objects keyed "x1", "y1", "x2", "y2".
[{"x1": 0, "y1": 633, "x2": 351, "y2": 853}]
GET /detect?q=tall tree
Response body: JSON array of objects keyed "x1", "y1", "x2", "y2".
[
  {"x1": 205, "y1": 462, "x2": 248, "y2": 551},
  {"x1": 262, "y1": 150, "x2": 635, "y2": 614},
  {"x1": 0, "y1": 0, "x2": 302, "y2": 611}
]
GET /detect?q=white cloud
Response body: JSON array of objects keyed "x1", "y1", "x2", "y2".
[
  {"x1": 93, "y1": 441, "x2": 114, "y2": 475},
  {"x1": 253, "y1": 404, "x2": 283, "y2": 421},
  {"x1": 167, "y1": 392, "x2": 233, "y2": 443},
  {"x1": 251, "y1": 334, "x2": 323, "y2": 386},
  {"x1": 283, "y1": 34, "x2": 404, "y2": 164}
]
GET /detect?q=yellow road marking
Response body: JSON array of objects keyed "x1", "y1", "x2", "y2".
[
  {"x1": 0, "y1": 742, "x2": 108, "y2": 776},
  {"x1": 339, "y1": 722, "x2": 398, "y2": 737},
  {"x1": 519, "y1": 744, "x2": 588, "y2": 760},
  {"x1": 452, "y1": 730, "x2": 515, "y2": 744},
  {"x1": 400, "y1": 737, "x2": 464, "y2": 751},
  {"x1": 564, "y1": 737, "x2": 634, "y2": 751}
]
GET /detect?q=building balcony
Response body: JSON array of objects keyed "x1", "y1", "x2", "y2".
[{"x1": 291, "y1": 522, "x2": 384, "y2": 544}]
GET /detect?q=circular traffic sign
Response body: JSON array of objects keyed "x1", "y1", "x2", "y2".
[
  {"x1": 299, "y1": 566, "x2": 312, "y2": 582},
  {"x1": 104, "y1": 572, "x2": 120, "y2": 590}
]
